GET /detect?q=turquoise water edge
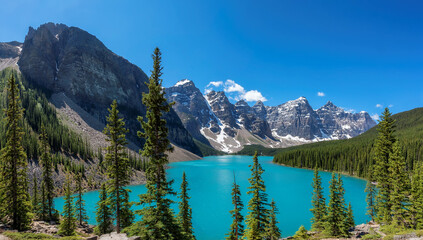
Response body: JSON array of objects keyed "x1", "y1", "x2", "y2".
[{"x1": 55, "y1": 155, "x2": 369, "y2": 239}]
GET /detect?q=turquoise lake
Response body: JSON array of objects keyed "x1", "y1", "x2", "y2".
[{"x1": 55, "y1": 155, "x2": 369, "y2": 239}]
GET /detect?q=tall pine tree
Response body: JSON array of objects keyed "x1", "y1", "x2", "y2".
[
  {"x1": 365, "y1": 171, "x2": 377, "y2": 222},
  {"x1": 310, "y1": 167, "x2": 326, "y2": 231},
  {"x1": 58, "y1": 176, "x2": 76, "y2": 236},
  {"x1": 103, "y1": 100, "x2": 133, "y2": 232},
  {"x1": 133, "y1": 47, "x2": 182, "y2": 239},
  {"x1": 32, "y1": 175, "x2": 41, "y2": 219},
  {"x1": 0, "y1": 74, "x2": 32, "y2": 230},
  {"x1": 325, "y1": 173, "x2": 348, "y2": 237},
  {"x1": 95, "y1": 183, "x2": 113, "y2": 235},
  {"x1": 265, "y1": 199, "x2": 281, "y2": 240},
  {"x1": 74, "y1": 173, "x2": 88, "y2": 226},
  {"x1": 226, "y1": 174, "x2": 244, "y2": 240},
  {"x1": 244, "y1": 152, "x2": 269, "y2": 240},
  {"x1": 178, "y1": 172, "x2": 195, "y2": 240},
  {"x1": 373, "y1": 108, "x2": 396, "y2": 223},
  {"x1": 39, "y1": 124, "x2": 56, "y2": 222},
  {"x1": 389, "y1": 141, "x2": 410, "y2": 227},
  {"x1": 410, "y1": 162, "x2": 423, "y2": 229}
]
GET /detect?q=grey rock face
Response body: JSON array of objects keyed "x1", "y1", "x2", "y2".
[
  {"x1": 316, "y1": 101, "x2": 376, "y2": 139},
  {"x1": 205, "y1": 90, "x2": 239, "y2": 137},
  {"x1": 266, "y1": 97, "x2": 322, "y2": 140},
  {"x1": 235, "y1": 100, "x2": 273, "y2": 139},
  {"x1": 0, "y1": 41, "x2": 22, "y2": 71},
  {"x1": 17, "y1": 23, "x2": 200, "y2": 155},
  {"x1": 165, "y1": 80, "x2": 220, "y2": 145}
]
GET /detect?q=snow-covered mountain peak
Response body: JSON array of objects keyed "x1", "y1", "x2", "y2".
[{"x1": 174, "y1": 79, "x2": 194, "y2": 87}]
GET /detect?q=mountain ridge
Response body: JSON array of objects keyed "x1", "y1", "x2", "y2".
[{"x1": 166, "y1": 79, "x2": 376, "y2": 153}]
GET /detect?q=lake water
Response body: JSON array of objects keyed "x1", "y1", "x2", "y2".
[{"x1": 55, "y1": 155, "x2": 369, "y2": 239}]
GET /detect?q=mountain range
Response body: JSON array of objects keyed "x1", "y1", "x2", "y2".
[
  {"x1": 166, "y1": 79, "x2": 376, "y2": 152},
  {"x1": 0, "y1": 22, "x2": 376, "y2": 156}
]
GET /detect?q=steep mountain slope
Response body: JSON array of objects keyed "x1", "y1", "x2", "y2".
[
  {"x1": 166, "y1": 80, "x2": 376, "y2": 153},
  {"x1": 0, "y1": 41, "x2": 21, "y2": 71},
  {"x1": 15, "y1": 22, "x2": 201, "y2": 156},
  {"x1": 273, "y1": 108, "x2": 423, "y2": 177}
]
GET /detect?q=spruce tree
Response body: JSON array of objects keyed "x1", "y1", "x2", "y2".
[
  {"x1": 410, "y1": 162, "x2": 423, "y2": 229},
  {"x1": 75, "y1": 173, "x2": 88, "y2": 226},
  {"x1": 32, "y1": 176, "x2": 41, "y2": 219},
  {"x1": 373, "y1": 108, "x2": 396, "y2": 223},
  {"x1": 0, "y1": 74, "x2": 32, "y2": 230},
  {"x1": 134, "y1": 47, "x2": 182, "y2": 239},
  {"x1": 389, "y1": 141, "x2": 410, "y2": 227},
  {"x1": 103, "y1": 100, "x2": 133, "y2": 232},
  {"x1": 178, "y1": 172, "x2": 195, "y2": 239},
  {"x1": 325, "y1": 173, "x2": 348, "y2": 237},
  {"x1": 41, "y1": 181, "x2": 48, "y2": 220},
  {"x1": 346, "y1": 203, "x2": 355, "y2": 230},
  {"x1": 265, "y1": 199, "x2": 281, "y2": 240},
  {"x1": 95, "y1": 183, "x2": 113, "y2": 235},
  {"x1": 337, "y1": 174, "x2": 350, "y2": 236},
  {"x1": 244, "y1": 152, "x2": 269, "y2": 240},
  {"x1": 58, "y1": 176, "x2": 76, "y2": 236},
  {"x1": 226, "y1": 174, "x2": 244, "y2": 240},
  {"x1": 310, "y1": 167, "x2": 326, "y2": 231},
  {"x1": 365, "y1": 171, "x2": 377, "y2": 222},
  {"x1": 39, "y1": 124, "x2": 55, "y2": 222}
]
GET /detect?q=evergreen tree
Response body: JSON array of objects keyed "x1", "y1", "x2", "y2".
[
  {"x1": 95, "y1": 184, "x2": 113, "y2": 235},
  {"x1": 103, "y1": 100, "x2": 133, "y2": 232},
  {"x1": 178, "y1": 172, "x2": 195, "y2": 239},
  {"x1": 293, "y1": 225, "x2": 308, "y2": 240},
  {"x1": 346, "y1": 203, "x2": 355, "y2": 230},
  {"x1": 0, "y1": 74, "x2": 32, "y2": 230},
  {"x1": 389, "y1": 141, "x2": 410, "y2": 227},
  {"x1": 365, "y1": 172, "x2": 377, "y2": 222},
  {"x1": 410, "y1": 162, "x2": 423, "y2": 229},
  {"x1": 337, "y1": 174, "x2": 350, "y2": 236},
  {"x1": 133, "y1": 47, "x2": 182, "y2": 239},
  {"x1": 32, "y1": 176, "x2": 41, "y2": 218},
  {"x1": 310, "y1": 167, "x2": 326, "y2": 231},
  {"x1": 373, "y1": 108, "x2": 396, "y2": 223},
  {"x1": 58, "y1": 176, "x2": 76, "y2": 236},
  {"x1": 74, "y1": 173, "x2": 88, "y2": 226},
  {"x1": 325, "y1": 173, "x2": 348, "y2": 237},
  {"x1": 226, "y1": 174, "x2": 244, "y2": 240},
  {"x1": 265, "y1": 199, "x2": 281, "y2": 240},
  {"x1": 41, "y1": 181, "x2": 48, "y2": 220},
  {"x1": 244, "y1": 152, "x2": 269, "y2": 240},
  {"x1": 39, "y1": 124, "x2": 55, "y2": 222}
]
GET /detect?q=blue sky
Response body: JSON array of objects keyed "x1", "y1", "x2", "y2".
[{"x1": 1, "y1": 0, "x2": 422, "y2": 120}]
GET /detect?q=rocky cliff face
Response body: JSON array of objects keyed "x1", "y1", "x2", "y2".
[
  {"x1": 15, "y1": 23, "x2": 201, "y2": 155},
  {"x1": 316, "y1": 101, "x2": 376, "y2": 139},
  {"x1": 266, "y1": 97, "x2": 322, "y2": 140},
  {"x1": 166, "y1": 81, "x2": 376, "y2": 152}
]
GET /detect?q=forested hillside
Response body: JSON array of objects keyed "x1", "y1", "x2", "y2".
[
  {"x1": 0, "y1": 68, "x2": 147, "y2": 192},
  {"x1": 273, "y1": 107, "x2": 423, "y2": 178}
]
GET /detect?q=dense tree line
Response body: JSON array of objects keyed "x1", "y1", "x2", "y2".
[{"x1": 273, "y1": 107, "x2": 423, "y2": 178}]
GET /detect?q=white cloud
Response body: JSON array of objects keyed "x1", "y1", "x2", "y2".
[
  {"x1": 243, "y1": 90, "x2": 267, "y2": 102},
  {"x1": 389, "y1": 104, "x2": 394, "y2": 108},
  {"x1": 207, "y1": 81, "x2": 223, "y2": 88},
  {"x1": 317, "y1": 92, "x2": 325, "y2": 97},
  {"x1": 371, "y1": 113, "x2": 380, "y2": 121},
  {"x1": 376, "y1": 104, "x2": 383, "y2": 108},
  {"x1": 204, "y1": 79, "x2": 267, "y2": 102},
  {"x1": 224, "y1": 79, "x2": 245, "y2": 93}
]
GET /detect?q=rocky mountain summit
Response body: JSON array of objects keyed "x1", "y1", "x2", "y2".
[
  {"x1": 5, "y1": 22, "x2": 201, "y2": 156},
  {"x1": 166, "y1": 80, "x2": 376, "y2": 153}
]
